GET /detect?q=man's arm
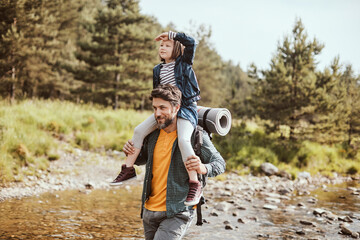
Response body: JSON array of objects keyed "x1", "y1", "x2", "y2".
[{"x1": 200, "y1": 133, "x2": 226, "y2": 177}]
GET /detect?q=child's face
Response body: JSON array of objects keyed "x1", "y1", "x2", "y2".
[{"x1": 159, "y1": 40, "x2": 174, "y2": 63}]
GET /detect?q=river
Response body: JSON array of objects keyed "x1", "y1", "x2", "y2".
[{"x1": 0, "y1": 180, "x2": 359, "y2": 239}]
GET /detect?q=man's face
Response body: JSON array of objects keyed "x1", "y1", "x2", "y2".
[{"x1": 152, "y1": 97, "x2": 178, "y2": 129}]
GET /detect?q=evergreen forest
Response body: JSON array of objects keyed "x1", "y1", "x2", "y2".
[{"x1": 1, "y1": 0, "x2": 359, "y2": 181}]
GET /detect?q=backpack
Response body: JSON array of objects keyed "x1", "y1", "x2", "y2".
[{"x1": 194, "y1": 125, "x2": 208, "y2": 226}]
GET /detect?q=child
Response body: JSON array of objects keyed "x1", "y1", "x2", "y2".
[{"x1": 110, "y1": 31, "x2": 201, "y2": 206}]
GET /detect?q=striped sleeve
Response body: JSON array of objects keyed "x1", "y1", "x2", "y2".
[{"x1": 168, "y1": 31, "x2": 177, "y2": 40}]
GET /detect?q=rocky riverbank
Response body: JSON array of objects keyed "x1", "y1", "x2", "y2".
[
  {"x1": 0, "y1": 141, "x2": 143, "y2": 202},
  {"x1": 185, "y1": 173, "x2": 360, "y2": 239},
  {"x1": 1, "y1": 142, "x2": 360, "y2": 239}
]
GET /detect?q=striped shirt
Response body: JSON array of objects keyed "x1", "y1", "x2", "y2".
[{"x1": 160, "y1": 61, "x2": 176, "y2": 86}]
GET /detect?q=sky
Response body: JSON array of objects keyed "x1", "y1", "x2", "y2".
[{"x1": 139, "y1": 0, "x2": 360, "y2": 74}]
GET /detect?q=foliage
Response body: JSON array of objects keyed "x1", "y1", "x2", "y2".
[
  {"x1": 213, "y1": 120, "x2": 360, "y2": 177},
  {"x1": 74, "y1": 0, "x2": 160, "y2": 109},
  {"x1": 0, "y1": 99, "x2": 149, "y2": 183}
]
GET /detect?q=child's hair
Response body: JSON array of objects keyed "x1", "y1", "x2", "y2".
[
  {"x1": 150, "y1": 84, "x2": 182, "y2": 107},
  {"x1": 160, "y1": 40, "x2": 184, "y2": 62}
]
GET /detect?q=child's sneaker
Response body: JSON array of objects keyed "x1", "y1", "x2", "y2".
[
  {"x1": 110, "y1": 164, "x2": 136, "y2": 186},
  {"x1": 184, "y1": 180, "x2": 202, "y2": 206}
]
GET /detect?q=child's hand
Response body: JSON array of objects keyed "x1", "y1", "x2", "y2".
[
  {"x1": 185, "y1": 155, "x2": 207, "y2": 175},
  {"x1": 123, "y1": 140, "x2": 135, "y2": 156},
  {"x1": 154, "y1": 32, "x2": 169, "y2": 41}
]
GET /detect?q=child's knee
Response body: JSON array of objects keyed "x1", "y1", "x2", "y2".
[
  {"x1": 178, "y1": 135, "x2": 191, "y2": 149},
  {"x1": 134, "y1": 125, "x2": 145, "y2": 139}
]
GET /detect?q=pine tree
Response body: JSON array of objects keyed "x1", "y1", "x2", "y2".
[
  {"x1": 189, "y1": 25, "x2": 226, "y2": 108},
  {"x1": 1, "y1": 0, "x2": 92, "y2": 100},
  {"x1": 75, "y1": 0, "x2": 159, "y2": 109},
  {"x1": 222, "y1": 61, "x2": 253, "y2": 118},
  {"x1": 251, "y1": 19, "x2": 324, "y2": 140},
  {"x1": 0, "y1": 0, "x2": 21, "y2": 101},
  {"x1": 341, "y1": 65, "x2": 360, "y2": 149}
]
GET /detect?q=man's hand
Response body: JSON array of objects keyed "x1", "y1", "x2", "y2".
[
  {"x1": 154, "y1": 32, "x2": 169, "y2": 41},
  {"x1": 185, "y1": 155, "x2": 207, "y2": 175},
  {"x1": 123, "y1": 140, "x2": 135, "y2": 156}
]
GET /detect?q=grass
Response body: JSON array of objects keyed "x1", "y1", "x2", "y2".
[
  {"x1": 1, "y1": 99, "x2": 359, "y2": 183},
  {"x1": 0, "y1": 99, "x2": 150, "y2": 183},
  {"x1": 213, "y1": 119, "x2": 360, "y2": 179}
]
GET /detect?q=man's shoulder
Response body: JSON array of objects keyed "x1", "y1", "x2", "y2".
[{"x1": 144, "y1": 129, "x2": 160, "y2": 142}]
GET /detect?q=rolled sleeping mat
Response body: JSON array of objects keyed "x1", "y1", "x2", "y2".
[{"x1": 197, "y1": 106, "x2": 232, "y2": 136}]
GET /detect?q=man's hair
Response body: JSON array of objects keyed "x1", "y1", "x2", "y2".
[
  {"x1": 150, "y1": 84, "x2": 182, "y2": 107},
  {"x1": 160, "y1": 40, "x2": 184, "y2": 62}
]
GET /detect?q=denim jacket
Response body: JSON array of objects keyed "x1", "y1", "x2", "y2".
[
  {"x1": 135, "y1": 129, "x2": 226, "y2": 218},
  {"x1": 153, "y1": 32, "x2": 201, "y2": 128}
]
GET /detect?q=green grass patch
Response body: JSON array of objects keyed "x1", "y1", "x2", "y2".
[
  {"x1": 0, "y1": 99, "x2": 149, "y2": 183},
  {"x1": 213, "y1": 119, "x2": 360, "y2": 178}
]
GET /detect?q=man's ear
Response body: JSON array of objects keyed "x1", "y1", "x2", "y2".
[{"x1": 174, "y1": 104, "x2": 180, "y2": 113}]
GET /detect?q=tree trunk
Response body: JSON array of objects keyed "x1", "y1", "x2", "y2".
[
  {"x1": 113, "y1": 72, "x2": 120, "y2": 110},
  {"x1": 10, "y1": 66, "x2": 16, "y2": 104}
]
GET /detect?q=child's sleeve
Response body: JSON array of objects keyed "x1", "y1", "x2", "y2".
[{"x1": 169, "y1": 30, "x2": 197, "y2": 65}]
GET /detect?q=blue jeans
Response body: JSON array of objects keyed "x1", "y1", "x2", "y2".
[{"x1": 143, "y1": 208, "x2": 194, "y2": 240}]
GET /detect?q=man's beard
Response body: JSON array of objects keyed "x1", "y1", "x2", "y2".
[{"x1": 157, "y1": 115, "x2": 175, "y2": 129}]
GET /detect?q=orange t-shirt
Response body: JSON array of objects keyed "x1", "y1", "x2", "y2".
[{"x1": 145, "y1": 129, "x2": 177, "y2": 211}]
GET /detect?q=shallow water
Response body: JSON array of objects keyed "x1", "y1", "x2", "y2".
[
  {"x1": 0, "y1": 186, "x2": 143, "y2": 239},
  {"x1": 0, "y1": 181, "x2": 359, "y2": 240}
]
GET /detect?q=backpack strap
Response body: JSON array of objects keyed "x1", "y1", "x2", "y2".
[{"x1": 194, "y1": 125, "x2": 207, "y2": 226}]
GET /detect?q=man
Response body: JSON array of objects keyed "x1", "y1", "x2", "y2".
[{"x1": 122, "y1": 84, "x2": 226, "y2": 240}]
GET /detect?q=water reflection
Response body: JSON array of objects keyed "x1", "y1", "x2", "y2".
[
  {"x1": 0, "y1": 186, "x2": 143, "y2": 239},
  {"x1": 1, "y1": 181, "x2": 359, "y2": 240}
]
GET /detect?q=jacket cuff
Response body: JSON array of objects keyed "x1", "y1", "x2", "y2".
[
  {"x1": 168, "y1": 31, "x2": 177, "y2": 40},
  {"x1": 204, "y1": 164, "x2": 212, "y2": 177}
]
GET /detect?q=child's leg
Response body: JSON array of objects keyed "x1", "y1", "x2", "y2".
[
  {"x1": 126, "y1": 113, "x2": 158, "y2": 166},
  {"x1": 111, "y1": 114, "x2": 158, "y2": 185},
  {"x1": 177, "y1": 118, "x2": 198, "y2": 182}
]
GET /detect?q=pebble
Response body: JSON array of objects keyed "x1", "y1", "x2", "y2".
[{"x1": 263, "y1": 204, "x2": 278, "y2": 210}]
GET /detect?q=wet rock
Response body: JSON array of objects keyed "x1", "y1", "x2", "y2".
[
  {"x1": 263, "y1": 204, "x2": 277, "y2": 210},
  {"x1": 210, "y1": 210, "x2": 219, "y2": 216},
  {"x1": 340, "y1": 225, "x2": 360, "y2": 238},
  {"x1": 323, "y1": 211, "x2": 338, "y2": 221},
  {"x1": 307, "y1": 197, "x2": 317, "y2": 204},
  {"x1": 248, "y1": 216, "x2": 258, "y2": 222},
  {"x1": 265, "y1": 197, "x2": 280, "y2": 204},
  {"x1": 313, "y1": 208, "x2": 326, "y2": 216},
  {"x1": 257, "y1": 234, "x2": 270, "y2": 238},
  {"x1": 277, "y1": 187, "x2": 292, "y2": 195},
  {"x1": 295, "y1": 229, "x2": 305, "y2": 235},
  {"x1": 237, "y1": 206, "x2": 246, "y2": 210},
  {"x1": 277, "y1": 170, "x2": 292, "y2": 179},
  {"x1": 215, "y1": 202, "x2": 232, "y2": 212},
  {"x1": 338, "y1": 216, "x2": 353, "y2": 223},
  {"x1": 260, "y1": 162, "x2": 278, "y2": 176},
  {"x1": 237, "y1": 218, "x2": 247, "y2": 224},
  {"x1": 299, "y1": 220, "x2": 316, "y2": 227},
  {"x1": 297, "y1": 202, "x2": 306, "y2": 207},
  {"x1": 225, "y1": 224, "x2": 234, "y2": 230},
  {"x1": 85, "y1": 183, "x2": 94, "y2": 189},
  {"x1": 298, "y1": 171, "x2": 311, "y2": 179},
  {"x1": 347, "y1": 187, "x2": 358, "y2": 192}
]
